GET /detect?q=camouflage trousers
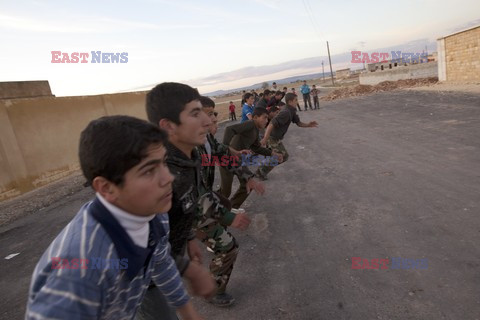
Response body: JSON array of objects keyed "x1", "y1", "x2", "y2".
[
  {"x1": 256, "y1": 137, "x2": 289, "y2": 177},
  {"x1": 196, "y1": 192, "x2": 239, "y2": 294}
]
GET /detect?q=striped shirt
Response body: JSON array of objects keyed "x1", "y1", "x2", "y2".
[{"x1": 25, "y1": 197, "x2": 189, "y2": 320}]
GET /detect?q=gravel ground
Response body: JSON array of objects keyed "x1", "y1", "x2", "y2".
[{"x1": 0, "y1": 171, "x2": 88, "y2": 227}]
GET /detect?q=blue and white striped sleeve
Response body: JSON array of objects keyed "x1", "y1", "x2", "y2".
[
  {"x1": 151, "y1": 242, "x2": 190, "y2": 308},
  {"x1": 150, "y1": 235, "x2": 190, "y2": 308},
  {"x1": 26, "y1": 275, "x2": 102, "y2": 320}
]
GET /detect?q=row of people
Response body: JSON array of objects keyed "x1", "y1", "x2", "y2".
[
  {"x1": 237, "y1": 82, "x2": 320, "y2": 122},
  {"x1": 26, "y1": 82, "x2": 318, "y2": 320}
]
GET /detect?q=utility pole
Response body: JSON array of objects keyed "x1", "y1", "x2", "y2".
[
  {"x1": 322, "y1": 60, "x2": 325, "y2": 83},
  {"x1": 327, "y1": 41, "x2": 335, "y2": 85}
]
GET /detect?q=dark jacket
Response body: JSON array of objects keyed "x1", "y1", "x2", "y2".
[
  {"x1": 165, "y1": 142, "x2": 202, "y2": 274},
  {"x1": 255, "y1": 98, "x2": 269, "y2": 110},
  {"x1": 270, "y1": 105, "x2": 300, "y2": 140},
  {"x1": 223, "y1": 120, "x2": 272, "y2": 156}
]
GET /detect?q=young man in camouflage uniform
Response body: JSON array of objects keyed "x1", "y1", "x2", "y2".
[
  {"x1": 139, "y1": 82, "x2": 216, "y2": 320},
  {"x1": 257, "y1": 92, "x2": 318, "y2": 180},
  {"x1": 196, "y1": 96, "x2": 265, "y2": 306},
  {"x1": 143, "y1": 86, "x2": 255, "y2": 314}
]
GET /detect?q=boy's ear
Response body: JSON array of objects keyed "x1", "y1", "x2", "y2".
[
  {"x1": 159, "y1": 119, "x2": 176, "y2": 136},
  {"x1": 92, "y1": 176, "x2": 119, "y2": 202}
]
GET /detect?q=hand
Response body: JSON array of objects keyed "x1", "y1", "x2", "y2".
[
  {"x1": 184, "y1": 261, "x2": 216, "y2": 299},
  {"x1": 272, "y1": 152, "x2": 284, "y2": 163},
  {"x1": 260, "y1": 138, "x2": 267, "y2": 147},
  {"x1": 246, "y1": 178, "x2": 265, "y2": 195},
  {"x1": 187, "y1": 239, "x2": 203, "y2": 264},
  {"x1": 308, "y1": 121, "x2": 318, "y2": 127},
  {"x1": 239, "y1": 149, "x2": 252, "y2": 155},
  {"x1": 230, "y1": 213, "x2": 251, "y2": 230}
]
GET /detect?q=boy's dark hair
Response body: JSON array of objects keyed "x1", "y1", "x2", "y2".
[
  {"x1": 263, "y1": 89, "x2": 271, "y2": 96},
  {"x1": 79, "y1": 115, "x2": 168, "y2": 186},
  {"x1": 259, "y1": 93, "x2": 264, "y2": 98},
  {"x1": 275, "y1": 90, "x2": 283, "y2": 96},
  {"x1": 272, "y1": 82, "x2": 276, "y2": 85},
  {"x1": 199, "y1": 96, "x2": 215, "y2": 108},
  {"x1": 252, "y1": 107, "x2": 268, "y2": 117},
  {"x1": 285, "y1": 92, "x2": 297, "y2": 104},
  {"x1": 278, "y1": 101, "x2": 286, "y2": 107},
  {"x1": 267, "y1": 105, "x2": 279, "y2": 114},
  {"x1": 283, "y1": 86, "x2": 288, "y2": 90},
  {"x1": 146, "y1": 82, "x2": 200, "y2": 125},
  {"x1": 244, "y1": 92, "x2": 253, "y2": 100}
]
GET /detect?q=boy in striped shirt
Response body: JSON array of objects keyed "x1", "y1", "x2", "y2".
[{"x1": 25, "y1": 116, "x2": 208, "y2": 320}]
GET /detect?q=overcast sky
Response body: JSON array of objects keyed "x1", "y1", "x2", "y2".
[{"x1": 1, "y1": 0, "x2": 478, "y2": 96}]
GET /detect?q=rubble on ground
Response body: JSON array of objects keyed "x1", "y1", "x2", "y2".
[{"x1": 321, "y1": 77, "x2": 438, "y2": 101}]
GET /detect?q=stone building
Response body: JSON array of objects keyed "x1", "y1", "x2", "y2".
[{"x1": 437, "y1": 25, "x2": 480, "y2": 82}]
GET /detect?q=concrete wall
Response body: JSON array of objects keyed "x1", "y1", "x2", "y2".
[
  {"x1": 437, "y1": 39, "x2": 447, "y2": 81},
  {"x1": 0, "y1": 91, "x2": 148, "y2": 200},
  {"x1": 0, "y1": 81, "x2": 53, "y2": 99},
  {"x1": 440, "y1": 26, "x2": 480, "y2": 82},
  {"x1": 359, "y1": 62, "x2": 438, "y2": 85}
]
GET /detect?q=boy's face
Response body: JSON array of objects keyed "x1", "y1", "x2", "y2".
[
  {"x1": 110, "y1": 144, "x2": 174, "y2": 216},
  {"x1": 246, "y1": 96, "x2": 255, "y2": 106},
  {"x1": 171, "y1": 100, "x2": 211, "y2": 146},
  {"x1": 253, "y1": 113, "x2": 268, "y2": 128},
  {"x1": 287, "y1": 97, "x2": 298, "y2": 108},
  {"x1": 210, "y1": 117, "x2": 218, "y2": 135},
  {"x1": 264, "y1": 93, "x2": 272, "y2": 101},
  {"x1": 202, "y1": 106, "x2": 215, "y2": 121}
]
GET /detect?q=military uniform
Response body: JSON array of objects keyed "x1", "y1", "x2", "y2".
[{"x1": 196, "y1": 134, "x2": 254, "y2": 294}]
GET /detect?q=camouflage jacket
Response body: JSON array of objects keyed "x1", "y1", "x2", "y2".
[
  {"x1": 165, "y1": 141, "x2": 239, "y2": 273},
  {"x1": 197, "y1": 133, "x2": 254, "y2": 190}
]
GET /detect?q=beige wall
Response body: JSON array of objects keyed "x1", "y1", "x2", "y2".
[
  {"x1": 359, "y1": 62, "x2": 438, "y2": 85},
  {"x1": 0, "y1": 81, "x2": 53, "y2": 99},
  {"x1": 444, "y1": 26, "x2": 480, "y2": 82},
  {"x1": 0, "y1": 91, "x2": 148, "y2": 201}
]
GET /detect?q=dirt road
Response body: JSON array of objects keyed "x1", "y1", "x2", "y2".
[{"x1": 1, "y1": 89, "x2": 479, "y2": 319}]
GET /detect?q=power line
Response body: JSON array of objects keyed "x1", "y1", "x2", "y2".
[
  {"x1": 302, "y1": 0, "x2": 325, "y2": 42},
  {"x1": 305, "y1": 0, "x2": 326, "y2": 41}
]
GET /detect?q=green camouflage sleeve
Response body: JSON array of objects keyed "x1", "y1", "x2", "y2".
[{"x1": 196, "y1": 191, "x2": 236, "y2": 227}]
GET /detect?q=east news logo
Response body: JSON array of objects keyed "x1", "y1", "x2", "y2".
[
  {"x1": 51, "y1": 51, "x2": 128, "y2": 63},
  {"x1": 351, "y1": 257, "x2": 428, "y2": 270}
]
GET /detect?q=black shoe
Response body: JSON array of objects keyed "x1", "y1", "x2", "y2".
[{"x1": 209, "y1": 293, "x2": 235, "y2": 307}]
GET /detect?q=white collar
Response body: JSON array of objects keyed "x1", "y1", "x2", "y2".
[{"x1": 96, "y1": 193, "x2": 155, "y2": 248}]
